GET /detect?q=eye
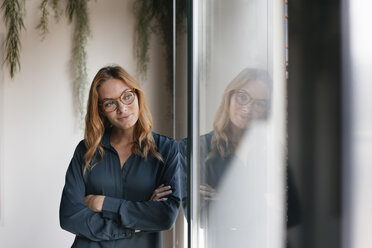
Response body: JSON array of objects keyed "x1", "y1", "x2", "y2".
[
  {"x1": 237, "y1": 93, "x2": 247, "y2": 101},
  {"x1": 122, "y1": 92, "x2": 134, "y2": 102},
  {"x1": 253, "y1": 100, "x2": 267, "y2": 110},
  {"x1": 104, "y1": 100, "x2": 115, "y2": 107},
  {"x1": 235, "y1": 93, "x2": 250, "y2": 104}
]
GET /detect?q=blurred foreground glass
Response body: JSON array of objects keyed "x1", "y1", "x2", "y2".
[
  {"x1": 342, "y1": 0, "x2": 372, "y2": 247},
  {"x1": 186, "y1": 0, "x2": 288, "y2": 248}
]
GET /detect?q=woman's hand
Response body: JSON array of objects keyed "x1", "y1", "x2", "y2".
[
  {"x1": 200, "y1": 184, "x2": 218, "y2": 200},
  {"x1": 149, "y1": 184, "x2": 172, "y2": 201},
  {"x1": 84, "y1": 195, "x2": 105, "y2": 212},
  {"x1": 84, "y1": 195, "x2": 141, "y2": 233}
]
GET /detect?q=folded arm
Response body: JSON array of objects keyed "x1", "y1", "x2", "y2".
[
  {"x1": 59, "y1": 141, "x2": 134, "y2": 241},
  {"x1": 101, "y1": 149, "x2": 181, "y2": 232}
]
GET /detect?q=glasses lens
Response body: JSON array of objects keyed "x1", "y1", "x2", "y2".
[
  {"x1": 252, "y1": 100, "x2": 267, "y2": 113},
  {"x1": 121, "y1": 91, "x2": 135, "y2": 105},
  {"x1": 103, "y1": 100, "x2": 117, "y2": 112},
  {"x1": 235, "y1": 92, "x2": 251, "y2": 105}
]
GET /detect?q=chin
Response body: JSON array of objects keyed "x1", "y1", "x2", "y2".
[
  {"x1": 231, "y1": 121, "x2": 249, "y2": 130},
  {"x1": 239, "y1": 124, "x2": 249, "y2": 130},
  {"x1": 113, "y1": 120, "x2": 136, "y2": 130},
  {"x1": 232, "y1": 117, "x2": 252, "y2": 129},
  {"x1": 123, "y1": 123, "x2": 137, "y2": 130}
]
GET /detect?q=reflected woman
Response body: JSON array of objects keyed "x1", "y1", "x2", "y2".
[
  {"x1": 189, "y1": 68, "x2": 300, "y2": 247},
  {"x1": 59, "y1": 65, "x2": 180, "y2": 248},
  {"x1": 199, "y1": 68, "x2": 270, "y2": 200},
  {"x1": 179, "y1": 68, "x2": 271, "y2": 220}
]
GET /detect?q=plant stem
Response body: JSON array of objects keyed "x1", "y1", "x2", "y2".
[{"x1": 1, "y1": 0, "x2": 25, "y2": 78}]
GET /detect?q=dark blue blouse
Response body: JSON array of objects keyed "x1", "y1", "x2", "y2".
[{"x1": 59, "y1": 129, "x2": 181, "y2": 248}]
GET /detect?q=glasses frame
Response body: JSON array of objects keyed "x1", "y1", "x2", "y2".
[
  {"x1": 230, "y1": 89, "x2": 268, "y2": 113},
  {"x1": 99, "y1": 88, "x2": 137, "y2": 113}
]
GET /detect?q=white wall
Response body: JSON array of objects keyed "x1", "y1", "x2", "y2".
[{"x1": 0, "y1": 0, "x2": 172, "y2": 247}]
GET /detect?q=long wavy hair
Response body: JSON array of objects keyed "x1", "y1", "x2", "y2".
[
  {"x1": 210, "y1": 68, "x2": 271, "y2": 158},
  {"x1": 84, "y1": 65, "x2": 162, "y2": 173}
]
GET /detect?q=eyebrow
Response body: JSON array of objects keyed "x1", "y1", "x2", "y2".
[{"x1": 102, "y1": 88, "x2": 132, "y2": 101}]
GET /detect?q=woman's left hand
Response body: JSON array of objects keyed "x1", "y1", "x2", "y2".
[
  {"x1": 84, "y1": 195, "x2": 105, "y2": 212},
  {"x1": 149, "y1": 184, "x2": 172, "y2": 201}
]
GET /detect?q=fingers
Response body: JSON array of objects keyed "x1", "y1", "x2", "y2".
[
  {"x1": 156, "y1": 190, "x2": 172, "y2": 198},
  {"x1": 84, "y1": 194, "x2": 93, "y2": 205},
  {"x1": 84, "y1": 194, "x2": 94, "y2": 200},
  {"x1": 200, "y1": 184, "x2": 211, "y2": 192},
  {"x1": 84, "y1": 195, "x2": 104, "y2": 212},
  {"x1": 152, "y1": 189, "x2": 172, "y2": 201},
  {"x1": 200, "y1": 190, "x2": 216, "y2": 197},
  {"x1": 150, "y1": 185, "x2": 172, "y2": 201},
  {"x1": 154, "y1": 185, "x2": 171, "y2": 193},
  {"x1": 200, "y1": 184, "x2": 217, "y2": 200},
  {"x1": 200, "y1": 184, "x2": 216, "y2": 194}
]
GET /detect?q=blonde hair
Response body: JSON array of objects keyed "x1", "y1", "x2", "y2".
[
  {"x1": 211, "y1": 68, "x2": 271, "y2": 158},
  {"x1": 84, "y1": 65, "x2": 162, "y2": 173}
]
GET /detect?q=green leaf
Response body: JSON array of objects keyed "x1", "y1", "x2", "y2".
[{"x1": 1, "y1": 0, "x2": 26, "y2": 78}]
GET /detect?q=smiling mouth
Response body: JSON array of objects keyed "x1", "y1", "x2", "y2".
[
  {"x1": 239, "y1": 113, "x2": 251, "y2": 119},
  {"x1": 118, "y1": 114, "x2": 132, "y2": 120}
]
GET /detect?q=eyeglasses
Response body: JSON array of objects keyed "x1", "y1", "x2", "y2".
[
  {"x1": 100, "y1": 89, "x2": 136, "y2": 113},
  {"x1": 231, "y1": 90, "x2": 268, "y2": 113}
]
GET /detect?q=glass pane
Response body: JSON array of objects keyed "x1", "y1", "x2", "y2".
[
  {"x1": 186, "y1": 0, "x2": 287, "y2": 247},
  {"x1": 342, "y1": 0, "x2": 372, "y2": 247}
]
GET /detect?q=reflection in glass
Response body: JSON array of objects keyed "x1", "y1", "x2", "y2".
[
  {"x1": 184, "y1": 0, "x2": 289, "y2": 247},
  {"x1": 180, "y1": 67, "x2": 300, "y2": 247},
  {"x1": 199, "y1": 68, "x2": 271, "y2": 248}
]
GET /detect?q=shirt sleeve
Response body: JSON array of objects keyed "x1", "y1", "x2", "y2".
[
  {"x1": 101, "y1": 138, "x2": 181, "y2": 232},
  {"x1": 59, "y1": 141, "x2": 135, "y2": 241}
]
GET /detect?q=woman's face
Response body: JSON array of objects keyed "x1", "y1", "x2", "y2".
[
  {"x1": 229, "y1": 81, "x2": 269, "y2": 130},
  {"x1": 98, "y1": 78, "x2": 139, "y2": 131}
]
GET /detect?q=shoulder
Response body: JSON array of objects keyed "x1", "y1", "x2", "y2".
[
  {"x1": 199, "y1": 131, "x2": 214, "y2": 154},
  {"x1": 76, "y1": 139, "x2": 87, "y2": 151},
  {"x1": 66, "y1": 140, "x2": 87, "y2": 174},
  {"x1": 152, "y1": 132, "x2": 178, "y2": 155},
  {"x1": 72, "y1": 140, "x2": 87, "y2": 158},
  {"x1": 179, "y1": 131, "x2": 214, "y2": 147},
  {"x1": 152, "y1": 132, "x2": 176, "y2": 146},
  {"x1": 200, "y1": 131, "x2": 214, "y2": 144}
]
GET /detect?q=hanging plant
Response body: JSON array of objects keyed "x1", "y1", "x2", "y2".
[
  {"x1": 36, "y1": 0, "x2": 50, "y2": 38},
  {"x1": 133, "y1": 0, "x2": 153, "y2": 76},
  {"x1": 36, "y1": 0, "x2": 62, "y2": 39},
  {"x1": 51, "y1": 0, "x2": 63, "y2": 20},
  {"x1": 36, "y1": 0, "x2": 90, "y2": 122},
  {"x1": 1, "y1": 0, "x2": 25, "y2": 78},
  {"x1": 133, "y1": 0, "x2": 186, "y2": 88},
  {"x1": 3, "y1": 0, "x2": 184, "y2": 122},
  {"x1": 67, "y1": 0, "x2": 91, "y2": 122}
]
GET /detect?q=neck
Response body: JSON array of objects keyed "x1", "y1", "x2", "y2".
[{"x1": 111, "y1": 126, "x2": 135, "y2": 146}]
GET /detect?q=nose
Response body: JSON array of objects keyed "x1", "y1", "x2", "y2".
[
  {"x1": 117, "y1": 101, "x2": 128, "y2": 113},
  {"x1": 241, "y1": 101, "x2": 253, "y2": 113}
]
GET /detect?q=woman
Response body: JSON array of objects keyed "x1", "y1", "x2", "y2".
[{"x1": 60, "y1": 65, "x2": 180, "y2": 248}]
